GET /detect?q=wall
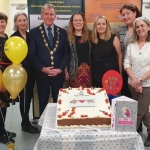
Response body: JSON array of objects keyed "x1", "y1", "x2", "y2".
[
  {"x1": 0, "y1": 0, "x2": 27, "y2": 36},
  {"x1": 1, "y1": 0, "x2": 150, "y2": 36}
]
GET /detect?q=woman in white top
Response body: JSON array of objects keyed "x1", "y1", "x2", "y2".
[{"x1": 124, "y1": 17, "x2": 150, "y2": 147}]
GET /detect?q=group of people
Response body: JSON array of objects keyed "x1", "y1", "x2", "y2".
[{"x1": 0, "y1": 2, "x2": 150, "y2": 147}]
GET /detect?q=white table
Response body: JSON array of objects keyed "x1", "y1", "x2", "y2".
[{"x1": 33, "y1": 103, "x2": 145, "y2": 150}]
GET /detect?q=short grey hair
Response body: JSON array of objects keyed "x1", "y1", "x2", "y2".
[
  {"x1": 130, "y1": 17, "x2": 150, "y2": 43},
  {"x1": 13, "y1": 12, "x2": 28, "y2": 31},
  {"x1": 41, "y1": 4, "x2": 56, "y2": 14}
]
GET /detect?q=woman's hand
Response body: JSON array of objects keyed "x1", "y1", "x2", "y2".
[
  {"x1": 135, "y1": 85, "x2": 143, "y2": 93},
  {"x1": 130, "y1": 78, "x2": 141, "y2": 89},
  {"x1": 65, "y1": 70, "x2": 69, "y2": 81},
  {"x1": 0, "y1": 102, "x2": 7, "y2": 108},
  {"x1": 0, "y1": 83, "x2": 6, "y2": 92}
]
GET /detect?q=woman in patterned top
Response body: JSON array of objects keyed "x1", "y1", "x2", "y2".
[
  {"x1": 124, "y1": 17, "x2": 150, "y2": 147},
  {"x1": 0, "y1": 12, "x2": 16, "y2": 144},
  {"x1": 66, "y1": 12, "x2": 92, "y2": 88}
]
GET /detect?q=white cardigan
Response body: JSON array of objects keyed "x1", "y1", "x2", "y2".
[{"x1": 124, "y1": 42, "x2": 150, "y2": 87}]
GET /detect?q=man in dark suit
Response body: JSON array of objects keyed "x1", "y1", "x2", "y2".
[{"x1": 29, "y1": 4, "x2": 69, "y2": 115}]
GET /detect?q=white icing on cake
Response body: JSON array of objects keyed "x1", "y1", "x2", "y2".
[{"x1": 56, "y1": 87, "x2": 111, "y2": 128}]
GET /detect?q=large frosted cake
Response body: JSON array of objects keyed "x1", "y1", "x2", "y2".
[{"x1": 56, "y1": 87, "x2": 111, "y2": 128}]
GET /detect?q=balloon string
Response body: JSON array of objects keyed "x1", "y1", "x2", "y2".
[{"x1": 0, "y1": 108, "x2": 11, "y2": 141}]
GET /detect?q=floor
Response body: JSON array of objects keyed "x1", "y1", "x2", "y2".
[
  {"x1": 0, "y1": 102, "x2": 149, "y2": 150},
  {"x1": 0, "y1": 102, "x2": 40, "y2": 150}
]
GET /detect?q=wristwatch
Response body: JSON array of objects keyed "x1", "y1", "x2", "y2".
[{"x1": 139, "y1": 78, "x2": 143, "y2": 83}]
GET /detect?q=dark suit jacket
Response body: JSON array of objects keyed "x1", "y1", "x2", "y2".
[{"x1": 29, "y1": 23, "x2": 69, "y2": 79}]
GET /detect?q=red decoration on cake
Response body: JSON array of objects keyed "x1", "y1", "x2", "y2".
[
  {"x1": 98, "y1": 88, "x2": 105, "y2": 92},
  {"x1": 79, "y1": 100, "x2": 85, "y2": 103},
  {"x1": 58, "y1": 99, "x2": 62, "y2": 104},
  {"x1": 57, "y1": 115, "x2": 62, "y2": 118},
  {"x1": 71, "y1": 107, "x2": 76, "y2": 113},
  {"x1": 102, "y1": 70, "x2": 123, "y2": 95},
  {"x1": 59, "y1": 88, "x2": 63, "y2": 92},
  {"x1": 67, "y1": 107, "x2": 76, "y2": 117},
  {"x1": 68, "y1": 114, "x2": 72, "y2": 117},
  {"x1": 62, "y1": 112, "x2": 66, "y2": 116},
  {"x1": 108, "y1": 114, "x2": 111, "y2": 117},
  {"x1": 70, "y1": 100, "x2": 78, "y2": 104},
  {"x1": 59, "y1": 88, "x2": 69, "y2": 93},
  {"x1": 99, "y1": 110, "x2": 111, "y2": 117},
  {"x1": 63, "y1": 90, "x2": 67, "y2": 93},
  {"x1": 87, "y1": 100, "x2": 94, "y2": 103},
  {"x1": 72, "y1": 107, "x2": 76, "y2": 109},
  {"x1": 105, "y1": 99, "x2": 109, "y2": 103},
  {"x1": 81, "y1": 115, "x2": 88, "y2": 118},
  {"x1": 86, "y1": 89, "x2": 96, "y2": 95}
]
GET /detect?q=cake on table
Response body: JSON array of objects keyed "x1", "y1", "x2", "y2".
[{"x1": 56, "y1": 87, "x2": 111, "y2": 128}]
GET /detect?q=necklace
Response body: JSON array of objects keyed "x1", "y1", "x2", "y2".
[{"x1": 39, "y1": 25, "x2": 60, "y2": 65}]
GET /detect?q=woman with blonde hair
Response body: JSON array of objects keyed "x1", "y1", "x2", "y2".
[
  {"x1": 91, "y1": 15, "x2": 122, "y2": 88},
  {"x1": 66, "y1": 12, "x2": 92, "y2": 87},
  {"x1": 11, "y1": 12, "x2": 39, "y2": 134}
]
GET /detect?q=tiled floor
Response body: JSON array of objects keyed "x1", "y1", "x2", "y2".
[
  {"x1": 0, "y1": 102, "x2": 40, "y2": 150},
  {"x1": 0, "y1": 102, "x2": 149, "y2": 150}
]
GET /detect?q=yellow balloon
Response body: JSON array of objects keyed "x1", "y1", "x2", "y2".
[
  {"x1": 0, "y1": 69, "x2": 2, "y2": 90},
  {"x1": 2, "y1": 64, "x2": 27, "y2": 99},
  {"x1": 4, "y1": 36, "x2": 28, "y2": 64}
]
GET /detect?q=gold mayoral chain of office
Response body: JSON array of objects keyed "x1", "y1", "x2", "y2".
[{"x1": 39, "y1": 25, "x2": 60, "y2": 65}]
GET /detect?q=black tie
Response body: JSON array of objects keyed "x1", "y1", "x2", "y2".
[{"x1": 47, "y1": 27, "x2": 53, "y2": 47}]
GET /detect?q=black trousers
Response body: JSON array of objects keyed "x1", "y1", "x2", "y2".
[
  {"x1": 19, "y1": 67, "x2": 35, "y2": 126},
  {"x1": 0, "y1": 108, "x2": 7, "y2": 136},
  {"x1": 36, "y1": 75, "x2": 64, "y2": 115}
]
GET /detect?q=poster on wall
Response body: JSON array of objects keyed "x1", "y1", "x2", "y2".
[
  {"x1": 28, "y1": 0, "x2": 83, "y2": 29},
  {"x1": 85, "y1": 0, "x2": 142, "y2": 33},
  {"x1": 27, "y1": 0, "x2": 83, "y2": 119}
]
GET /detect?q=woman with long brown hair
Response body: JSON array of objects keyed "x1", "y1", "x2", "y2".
[{"x1": 66, "y1": 12, "x2": 92, "y2": 88}]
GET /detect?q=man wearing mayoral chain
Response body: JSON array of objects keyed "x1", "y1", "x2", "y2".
[{"x1": 29, "y1": 4, "x2": 69, "y2": 115}]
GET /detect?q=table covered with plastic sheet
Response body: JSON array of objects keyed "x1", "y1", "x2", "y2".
[{"x1": 33, "y1": 103, "x2": 144, "y2": 150}]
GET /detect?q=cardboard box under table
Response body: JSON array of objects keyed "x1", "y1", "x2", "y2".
[{"x1": 34, "y1": 103, "x2": 144, "y2": 150}]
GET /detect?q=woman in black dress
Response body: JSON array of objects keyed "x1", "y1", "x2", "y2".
[
  {"x1": 91, "y1": 15, "x2": 122, "y2": 88},
  {"x1": 11, "y1": 12, "x2": 39, "y2": 134},
  {"x1": 0, "y1": 12, "x2": 16, "y2": 144},
  {"x1": 66, "y1": 12, "x2": 92, "y2": 87}
]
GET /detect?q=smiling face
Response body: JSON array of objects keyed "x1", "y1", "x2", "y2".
[
  {"x1": 135, "y1": 20, "x2": 150, "y2": 39},
  {"x1": 15, "y1": 14, "x2": 28, "y2": 31},
  {"x1": 96, "y1": 18, "x2": 107, "y2": 35},
  {"x1": 0, "y1": 19, "x2": 7, "y2": 34},
  {"x1": 41, "y1": 7, "x2": 56, "y2": 27},
  {"x1": 72, "y1": 14, "x2": 84, "y2": 32},
  {"x1": 121, "y1": 8, "x2": 136, "y2": 26}
]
